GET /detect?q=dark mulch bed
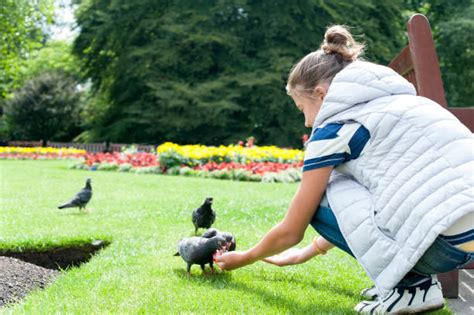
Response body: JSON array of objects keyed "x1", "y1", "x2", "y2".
[{"x1": 0, "y1": 256, "x2": 59, "y2": 307}]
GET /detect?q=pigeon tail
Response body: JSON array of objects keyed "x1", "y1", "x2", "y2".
[{"x1": 58, "y1": 203, "x2": 73, "y2": 209}]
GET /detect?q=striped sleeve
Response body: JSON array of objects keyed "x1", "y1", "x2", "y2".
[{"x1": 303, "y1": 122, "x2": 370, "y2": 172}]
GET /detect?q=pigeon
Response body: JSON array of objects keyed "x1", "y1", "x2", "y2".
[
  {"x1": 202, "y1": 228, "x2": 236, "y2": 251},
  {"x1": 58, "y1": 178, "x2": 92, "y2": 211},
  {"x1": 174, "y1": 235, "x2": 227, "y2": 274},
  {"x1": 192, "y1": 197, "x2": 216, "y2": 235}
]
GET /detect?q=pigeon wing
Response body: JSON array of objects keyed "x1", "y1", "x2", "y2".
[
  {"x1": 178, "y1": 237, "x2": 206, "y2": 263},
  {"x1": 73, "y1": 189, "x2": 92, "y2": 207}
]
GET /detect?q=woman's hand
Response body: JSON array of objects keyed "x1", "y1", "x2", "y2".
[
  {"x1": 262, "y1": 243, "x2": 320, "y2": 266},
  {"x1": 262, "y1": 248, "x2": 306, "y2": 266},
  {"x1": 214, "y1": 250, "x2": 253, "y2": 271}
]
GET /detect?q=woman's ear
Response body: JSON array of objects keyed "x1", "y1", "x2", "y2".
[{"x1": 313, "y1": 84, "x2": 328, "y2": 101}]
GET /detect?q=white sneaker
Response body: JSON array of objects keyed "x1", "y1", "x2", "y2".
[
  {"x1": 360, "y1": 285, "x2": 378, "y2": 300},
  {"x1": 355, "y1": 276, "x2": 444, "y2": 314}
]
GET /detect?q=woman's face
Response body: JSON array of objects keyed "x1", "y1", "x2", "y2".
[{"x1": 291, "y1": 85, "x2": 328, "y2": 128}]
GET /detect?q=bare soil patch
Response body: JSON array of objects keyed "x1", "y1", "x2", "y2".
[{"x1": 0, "y1": 240, "x2": 109, "y2": 307}]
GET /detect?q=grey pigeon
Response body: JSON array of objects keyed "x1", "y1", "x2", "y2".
[
  {"x1": 58, "y1": 178, "x2": 92, "y2": 211},
  {"x1": 192, "y1": 197, "x2": 216, "y2": 235},
  {"x1": 202, "y1": 228, "x2": 236, "y2": 251},
  {"x1": 174, "y1": 235, "x2": 226, "y2": 274}
]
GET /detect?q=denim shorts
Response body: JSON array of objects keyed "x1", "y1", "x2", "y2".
[{"x1": 309, "y1": 197, "x2": 474, "y2": 284}]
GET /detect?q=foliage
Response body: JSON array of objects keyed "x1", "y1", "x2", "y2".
[
  {"x1": 403, "y1": 0, "x2": 474, "y2": 106},
  {"x1": 3, "y1": 71, "x2": 83, "y2": 143},
  {"x1": 14, "y1": 41, "x2": 84, "y2": 88},
  {"x1": 435, "y1": 4, "x2": 474, "y2": 107},
  {"x1": 73, "y1": 0, "x2": 407, "y2": 146},
  {"x1": 0, "y1": 0, "x2": 54, "y2": 99}
]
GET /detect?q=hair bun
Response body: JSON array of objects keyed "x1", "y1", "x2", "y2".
[{"x1": 320, "y1": 25, "x2": 364, "y2": 61}]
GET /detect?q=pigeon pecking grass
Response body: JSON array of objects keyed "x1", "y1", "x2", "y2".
[
  {"x1": 192, "y1": 197, "x2": 216, "y2": 235},
  {"x1": 174, "y1": 235, "x2": 227, "y2": 274},
  {"x1": 202, "y1": 228, "x2": 236, "y2": 251},
  {"x1": 58, "y1": 178, "x2": 92, "y2": 211}
]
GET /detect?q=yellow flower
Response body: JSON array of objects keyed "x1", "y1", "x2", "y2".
[
  {"x1": 156, "y1": 142, "x2": 303, "y2": 163},
  {"x1": 1, "y1": 147, "x2": 86, "y2": 155}
]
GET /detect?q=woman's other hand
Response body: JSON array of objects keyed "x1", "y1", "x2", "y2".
[
  {"x1": 262, "y1": 248, "x2": 307, "y2": 266},
  {"x1": 262, "y1": 243, "x2": 319, "y2": 266}
]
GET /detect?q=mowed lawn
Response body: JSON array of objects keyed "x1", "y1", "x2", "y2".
[{"x1": 0, "y1": 160, "x2": 452, "y2": 314}]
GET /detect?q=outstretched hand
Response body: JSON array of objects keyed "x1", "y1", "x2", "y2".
[{"x1": 262, "y1": 248, "x2": 308, "y2": 266}]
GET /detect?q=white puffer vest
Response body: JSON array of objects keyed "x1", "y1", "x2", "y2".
[{"x1": 313, "y1": 61, "x2": 474, "y2": 297}]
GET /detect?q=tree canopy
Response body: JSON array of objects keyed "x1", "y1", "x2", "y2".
[
  {"x1": 73, "y1": 0, "x2": 407, "y2": 146},
  {"x1": 0, "y1": 0, "x2": 54, "y2": 99}
]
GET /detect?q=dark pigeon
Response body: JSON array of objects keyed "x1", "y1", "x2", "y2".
[
  {"x1": 58, "y1": 178, "x2": 92, "y2": 211},
  {"x1": 202, "y1": 228, "x2": 236, "y2": 251},
  {"x1": 174, "y1": 235, "x2": 227, "y2": 274},
  {"x1": 192, "y1": 197, "x2": 216, "y2": 235}
]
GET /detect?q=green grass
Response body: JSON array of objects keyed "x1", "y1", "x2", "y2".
[{"x1": 0, "y1": 160, "x2": 452, "y2": 314}]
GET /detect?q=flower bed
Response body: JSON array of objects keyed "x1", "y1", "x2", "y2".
[
  {"x1": 3, "y1": 143, "x2": 304, "y2": 183},
  {"x1": 75, "y1": 142, "x2": 303, "y2": 182},
  {"x1": 157, "y1": 142, "x2": 303, "y2": 167},
  {"x1": 0, "y1": 147, "x2": 86, "y2": 160},
  {"x1": 83, "y1": 152, "x2": 159, "y2": 168}
]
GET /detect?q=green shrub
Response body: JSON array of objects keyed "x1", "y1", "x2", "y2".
[
  {"x1": 179, "y1": 167, "x2": 196, "y2": 177},
  {"x1": 97, "y1": 162, "x2": 119, "y2": 171},
  {"x1": 118, "y1": 163, "x2": 132, "y2": 172}
]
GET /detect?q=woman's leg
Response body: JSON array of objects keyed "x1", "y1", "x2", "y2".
[
  {"x1": 412, "y1": 236, "x2": 474, "y2": 275},
  {"x1": 394, "y1": 234, "x2": 474, "y2": 288},
  {"x1": 357, "y1": 239, "x2": 473, "y2": 313},
  {"x1": 311, "y1": 195, "x2": 473, "y2": 284},
  {"x1": 309, "y1": 196, "x2": 354, "y2": 257},
  {"x1": 357, "y1": 226, "x2": 473, "y2": 313}
]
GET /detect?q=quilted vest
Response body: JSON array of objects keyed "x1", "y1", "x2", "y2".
[{"x1": 313, "y1": 61, "x2": 474, "y2": 296}]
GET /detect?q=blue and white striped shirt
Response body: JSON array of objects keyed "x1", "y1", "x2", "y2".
[{"x1": 303, "y1": 122, "x2": 370, "y2": 172}]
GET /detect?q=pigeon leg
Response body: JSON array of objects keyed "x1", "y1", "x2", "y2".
[
  {"x1": 209, "y1": 262, "x2": 215, "y2": 274},
  {"x1": 194, "y1": 227, "x2": 198, "y2": 235},
  {"x1": 200, "y1": 264, "x2": 207, "y2": 275},
  {"x1": 186, "y1": 263, "x2": 192, "y2": 275}
]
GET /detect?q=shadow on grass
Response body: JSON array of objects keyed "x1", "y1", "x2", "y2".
[
  {"x1": 172, "y1": 268, "x2": 355, "y2": 314},
  {"x1": 58, "y1": 211, "x2": 90, "y2": 216},
  {"x1": 259, "y1": 273, "x2": 357, "y2": 298}
]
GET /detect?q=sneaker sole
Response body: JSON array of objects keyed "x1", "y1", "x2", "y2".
[{"x1": 390, "y1": 298, "x2": 444, "y2": 314}]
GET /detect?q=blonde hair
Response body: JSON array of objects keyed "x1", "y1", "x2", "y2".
[{"x1": 286, "y1": 25, "x2": 364, "y2": 97}]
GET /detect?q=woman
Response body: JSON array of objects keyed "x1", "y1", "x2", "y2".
[{"x1": 214, "y1": 25, "x2": 473, "y2": 314}]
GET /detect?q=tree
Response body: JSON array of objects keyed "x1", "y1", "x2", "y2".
[
  {"x1": 73, "y1": 0, "x2": 407, "y2": 146},
  {"x1": 15, "y1": 41, "x2": 84, "y2": 87},
  {"x1": 4, "y1": 71, "x2": 83, "y2": 144},
  {"x1": 435, "y1": 3, "x2": 474, "y2": 107},
  {"x1": 0, "y1": 0, "x2": 54, "y2": 99},
  {"x1": 403, "y1": 0, "x2": 474, "y2": 106}
]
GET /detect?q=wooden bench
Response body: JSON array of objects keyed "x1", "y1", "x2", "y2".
[{"x1": 388, "y1": 13, "x2": 474, "y2": 299}]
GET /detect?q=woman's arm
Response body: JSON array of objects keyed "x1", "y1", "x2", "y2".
[{"x1": 214, "y1": 165, "x2": 333, "y2": 270}]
